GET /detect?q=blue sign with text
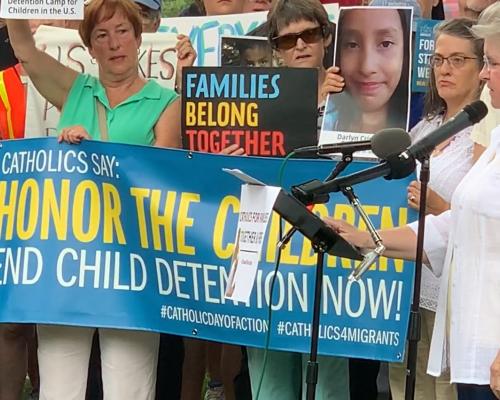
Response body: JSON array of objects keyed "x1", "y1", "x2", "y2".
[{"x1": 0, "y1": 138, "x2": 416, "y2": 362}]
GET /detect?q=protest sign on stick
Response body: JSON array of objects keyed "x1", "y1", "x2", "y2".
[{"x1": 411, "y1": 18, "x2": 441, "y2": 93}]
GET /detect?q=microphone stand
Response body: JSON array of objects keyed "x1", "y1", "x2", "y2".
[
  {"x1": 324, "y1": 152, "x2": 354, "y2": 182},
  {"x1": 341, "y1": 187, "x2": 386, "y2": 281},
  {"x1": 305, "y1": 243, "x2": 326, "y2": 400},
  {"x1": 404, "y1": 156, "x2": 429, "y2": 400},
  {"x1": 304, "y1": 153, "x2": 356, "y2": 400},
  {"x1": 281, "y1": 153, "x2": 354, "y2": 400}
]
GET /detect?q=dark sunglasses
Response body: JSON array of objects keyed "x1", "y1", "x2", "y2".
[{"x1": 272, "y1": 26, "x2": 325, "y2": 50}]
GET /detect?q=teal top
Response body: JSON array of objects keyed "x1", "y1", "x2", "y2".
[{"x1": 57, "y1": 74, "x2": 178, "y2": 146}]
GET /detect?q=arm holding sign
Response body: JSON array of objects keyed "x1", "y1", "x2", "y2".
[
  {"x1": 58, "y1": 125, "x2": 92, "y2": 144},
  {"x1": 175, "y1": 34, "x2": 196, "y2": 93},
  {"x1": 5, "y1": 19, "x2": 78, "y2": 110},
  {"x1": 151, "y1": 34, "x2": 199, "y2": 149}
]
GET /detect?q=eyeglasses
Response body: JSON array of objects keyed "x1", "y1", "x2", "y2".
[
  {"x1": 430, "y1": 55, "x2": 478, "y2": 68},
  {"x1": 483, "y1": 56, "x2": 500, "y2": 71},
  {"x1": 272, "y1": 26, "x2": 325, "y2": 50}
]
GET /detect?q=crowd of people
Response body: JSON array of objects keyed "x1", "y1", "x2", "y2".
[{"x1": 0, "y1": 0, "x2": 500, "y2": 399}]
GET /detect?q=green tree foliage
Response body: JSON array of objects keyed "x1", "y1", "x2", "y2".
[{"x1": 162, "y1": 0, "x2": 195, "y2": 16}]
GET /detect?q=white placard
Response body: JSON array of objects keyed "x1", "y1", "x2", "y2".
[
  {"x1": 159, "y1": 3, "x2": 338, "y2": 67},
  {"x1": 225, "y1": 183, "x2": 280, "y2": 302}
]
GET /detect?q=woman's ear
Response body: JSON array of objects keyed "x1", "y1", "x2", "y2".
[
  {"x1": 322, "y1": 24, "x2": 332, "y2": 48},
  {"x1": 324, "y1": 33, "x2": 332, "y2": 49}
]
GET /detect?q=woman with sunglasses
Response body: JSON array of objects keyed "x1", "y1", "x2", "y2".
[
  {"x1": 325, "y1": 3, "x2": 500, "y2": 399},
  {"x1": 268, "y1": 0, "x2": 345, "y2": 136},
  {"x1": 244, "y1": 1, "x2": 348, "y2": 399},
  {"x1": 389, "y1": 18, "x2": 484, "y2": 400}
]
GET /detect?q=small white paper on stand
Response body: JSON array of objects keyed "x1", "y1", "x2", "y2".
[
  {"x1": 1, "y1": 1, "x2": 84, "y2": 19},
  {"x1": 224, "y1": 180, "x2": 280, "y2": 302}
]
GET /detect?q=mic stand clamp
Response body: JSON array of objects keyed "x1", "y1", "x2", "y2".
[
  {"x1": 291, "y1": 151, "x2": 356, "y2": 205},
  {"x1": 284, "y1": 153, "x2": 357, "y2": 249},
  {"x1": 341, "y1": 186, "x2": 386, "y2": 281},
  {"x1": 291, "y1": 180, "x2": 330, "y2": 206},
  {"x1": 324, "y1": 152, "x2": 354, "y2": 182}
]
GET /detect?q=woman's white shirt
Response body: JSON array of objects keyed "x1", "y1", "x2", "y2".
[
  {"x1": 410, "y1": 116, "x2": 474, "y2": 311},
  {"x1": 409, "y1": 125, "x2": 500, "y2": 384}
]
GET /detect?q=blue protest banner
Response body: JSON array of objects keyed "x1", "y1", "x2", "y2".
[
  {"x1": 412, "y1": 18, "x2": 441, "y2": 93},
  {"x1": 0, "y1": 138, "x2": 415, "y2": 362}
]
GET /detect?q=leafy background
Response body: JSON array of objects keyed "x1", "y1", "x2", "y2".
[{"x1": 161, "y1": 0, "x2": 195, "y2": 17}]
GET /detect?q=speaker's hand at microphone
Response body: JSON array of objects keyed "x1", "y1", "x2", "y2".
[
  {"x1": 323, "y1": 217, "x2": 373, "y2": 251},
  {"x1": 324, "y1": 216, "x2": 427, "y2": 263},
  {"x1": 407, "y1": 180, "x2": 450, "y2": 216}
]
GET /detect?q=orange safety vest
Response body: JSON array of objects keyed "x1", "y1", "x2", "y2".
[{"x1": 0, "y1": 64, "x2": 26, "y2": 139}]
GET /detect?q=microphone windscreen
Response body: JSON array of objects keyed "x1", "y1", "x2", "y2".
[
  {"x1": 370, "y1": 128, "x2": 411, "y2": 159},
  {"x1": 464, "y1": 100, "x2": 488, "y2": 124}
]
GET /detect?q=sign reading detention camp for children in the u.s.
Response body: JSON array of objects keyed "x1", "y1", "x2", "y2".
[
  {"x1": 181, "y1": 67, "x2": 318, "y2": 157},
  {"x1": 0, "y1": 0, "x2": 84, "y2": 19}
]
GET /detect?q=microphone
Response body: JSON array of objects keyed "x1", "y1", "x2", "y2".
[
  {"x1": 294, "y1": 140, "x2": 371, "y2": 157},
  {"x1": 291, "y1": 129, "x2": 412, "y2": 203},
  {"x1": 371, "y1": 128, "x2": 411, "y2": 159},
  {"x1": 309, "y1": 101, "x2": 487, "y2": 195},
  {"x1": 294, "y1": 128, "x2": 411, "y2": 159},
  {"x1": 400, "y1": 100, "x2": 488, "y2": 161},
  {"x1": 311, "y1": 153, "x2": 415, "y2": 195}
]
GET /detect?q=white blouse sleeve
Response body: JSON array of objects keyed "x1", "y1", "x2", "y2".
[{"x1": 407, "y1": 210, "x2": 451, "y2": 277}]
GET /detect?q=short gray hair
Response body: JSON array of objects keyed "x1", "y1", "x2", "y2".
[{"x1": 471, "y1": 1, "x2": 500, "y2": 38}]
